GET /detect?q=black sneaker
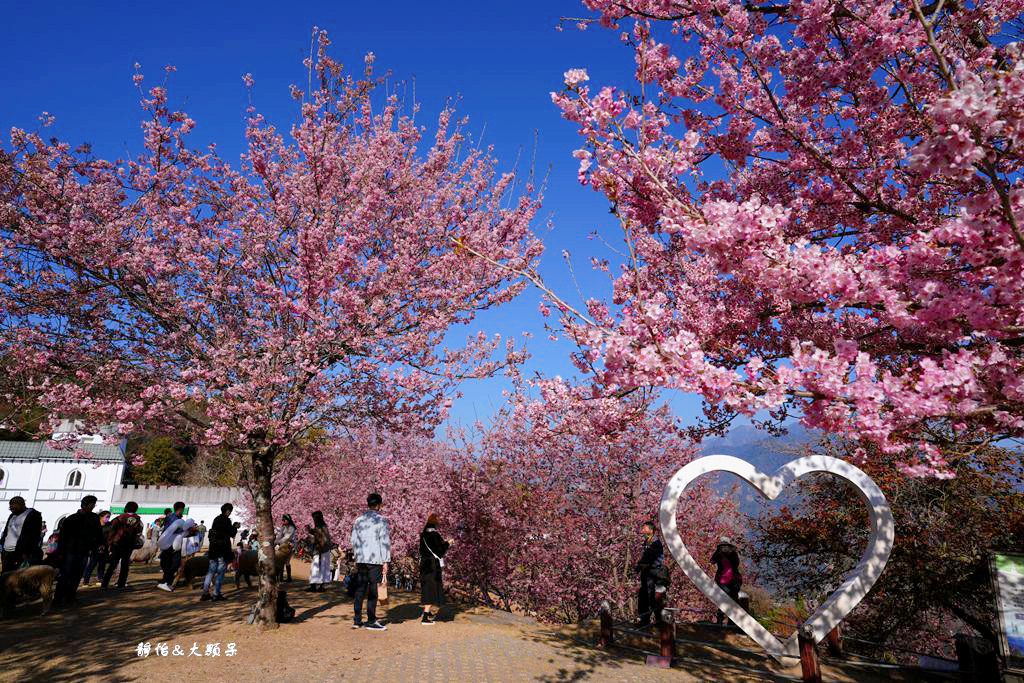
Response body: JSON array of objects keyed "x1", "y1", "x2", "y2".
[
  {"x1": 351, "y1": 621, "x2": 363, "y2": 629},
  {"x1": 213, "y1": 594, "x2": 227, "y2": 602},
  {"x1": 200, "y1": 593, "x2": 212, "y2": 602},
  {"x1": 421, "y1": 613, "x2": 435, "y2": 625},
  {"x1": 365, "y1": 622, "x2": 387, "y2": 631}
]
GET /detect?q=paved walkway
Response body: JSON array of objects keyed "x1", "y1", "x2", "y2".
[
  {"x1": 0, "y1": 563, "x2": 948, "y2": 682},
  {"x1": 328, "y1": 628, "x2": 689, "y2": 682}
]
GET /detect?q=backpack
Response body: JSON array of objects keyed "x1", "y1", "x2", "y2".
[
  {"x1": 651, "y1": 564, "x2": 672, "y2": 588},
  {"x1": 276, "y1": 590, "x2": 295, "y2": 623}
]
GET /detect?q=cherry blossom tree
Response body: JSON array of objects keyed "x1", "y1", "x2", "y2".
[
  {"x1": 267, "y1": 426, "x2": 456, "y2": 567},
  {"x1": 546, "y1": 0, "x2": 1024, "y2": 475},
  {"x1": 0, "y1": 32, "x2": 540, "y2": 626},
  {"x1": 449, "y1": 379, "x2": 739, "y2": 621},
  {"x1": 273, "y1": 379, "x2": 738, "y2": 623}
]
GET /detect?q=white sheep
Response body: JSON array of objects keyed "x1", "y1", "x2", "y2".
[
  {"x1": 0, "y1": 565, "x2": 57, "y2": 618},
  {"x1": 131, "y1": 531, "x2": 159, "y2": 563}
]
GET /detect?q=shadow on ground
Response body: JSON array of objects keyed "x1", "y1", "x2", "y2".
[
  {"x1": 525, "y1": 626, "x2": 801, "y2": 683},
  {"x1": 1, "y1": 568, "x2": 958, "y2": 683},
  {"x1": 523, "y1": 621, "x2": 957, "y2": 683},
  {"x1": 0, "y1": 563, "x2": 367, "y2": 681}
]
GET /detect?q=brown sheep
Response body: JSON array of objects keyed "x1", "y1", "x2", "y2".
[
  {"x1": 0, "y1": 565, "x2": 57, "y2": 618},
  {"x1": 235, "y1": 548, "x2": 292, "y2": 588},
  {"x1": 181, "y1": 556, "x2": 210, "y2": 589}
]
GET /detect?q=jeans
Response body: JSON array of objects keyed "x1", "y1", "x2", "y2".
[
  {"x1": 353, "y1": 563, "x2": 383, "y2": 623},
  {"x1": 56, "y1": 552, "x2": 86, "y2": 603},
  {"x1": 82, "y1": 549, "x2": 108, "y2": 583},
  {"x1": 203, "y1": 557, "x2": 229, "y2": 596},
  {"x1": 159, "y1": 548, "x2": 181, "y2": 586},
  {"x1": 102, "y1": 546, "x2": 133, "y2": 588}
]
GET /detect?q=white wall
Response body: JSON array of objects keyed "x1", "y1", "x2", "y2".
[{"x1": 0, "y1": 460, "x2": 40, "y2": 504}]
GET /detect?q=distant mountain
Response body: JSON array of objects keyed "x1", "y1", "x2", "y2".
[{"x1": 700, "y1": 423, "x2": 821, "y2": 519}]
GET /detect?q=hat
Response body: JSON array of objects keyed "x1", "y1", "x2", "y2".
[{"x1": 719, "y1": 536, "x2": 731, "y2": 545}]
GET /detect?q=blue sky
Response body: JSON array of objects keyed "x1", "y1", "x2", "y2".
[{"x1": 0, "y1": 0, "x2": 707, "y2": 431}]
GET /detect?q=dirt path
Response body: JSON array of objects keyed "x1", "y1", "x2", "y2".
[{"x1": 0, "y1": 561, "x2": 950, "y2": 682}]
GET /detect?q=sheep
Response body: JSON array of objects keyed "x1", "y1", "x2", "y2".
[
  {"x1": 131, "y1": 538, "x2": 158, "y2": 564},
  {"x1": 0, "y1": 565, "x2": 57, "y2": 618},
  {"x1": 131, "y1": 527, "x2": 159, "y2": 563},
  {"x1": 181, "y1": 556, "x2": 210, "y2": 589},
  {"x1": 235, "y1": 548, "x2": 293, "y2": 588}
]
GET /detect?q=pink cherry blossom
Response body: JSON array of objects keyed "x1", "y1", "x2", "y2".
[
  {"x1": 549, "y1": 2, "x2": 1024, "y2": 476},
  {"x1": 0, "y1": 32, "x2": 540, "y2": 626}
]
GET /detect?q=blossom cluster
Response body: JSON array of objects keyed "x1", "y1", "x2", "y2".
[{"x1": 552, "y1": 1, "x2": 1024, "y2": 475}]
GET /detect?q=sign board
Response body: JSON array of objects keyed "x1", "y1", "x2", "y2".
[
  {"x1": 109, "y1": 506, "x2": 189, "y2": 515},
  {"x1": 990, "y1": 552, "x2": 1024, "y2": 673}
]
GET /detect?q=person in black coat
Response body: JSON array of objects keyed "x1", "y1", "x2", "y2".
[
  {"x1": 635, "y1": 521, "x2": 664, "y2": 627},
  {"x1": 102, "y1": 501, "x2": 143, "y2": 589},
  {"x1": 54, "y1": 495, "x2": 103, "y2": 605},
  {"x1": 200, "y1": 503, "x2": 237, "y2": 601},
  {"x1": 1, "y1": 496, "x2": 44, "y2": 573},
  {"x1": 419, "y1": 514, "x2": 450, "y2": 625}
]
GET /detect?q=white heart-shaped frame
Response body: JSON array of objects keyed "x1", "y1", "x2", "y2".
[{"x1": 660, "y1": 454, "x2": 894, "y2": 661}]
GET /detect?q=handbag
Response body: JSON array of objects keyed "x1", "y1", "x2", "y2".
[
  {"x1": 133, "y1": 532, "x2": 145, "y2": 549},
  {"x1": 377, "y1": 579, "x2": 389, "y2": 605},
  {"x1": 424, "y1": 533, "x2": 445, "y2": 569}
]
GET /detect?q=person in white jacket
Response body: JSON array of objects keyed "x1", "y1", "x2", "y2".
[
  {"x1": 306, "y1": 511, "x2": 332, "y2": 593},
  {"x1": 274, "y1": 514, "x2": 297, "y2": 582},
  {"x1": 350, "y1": 492, "x2": 391, "y2": 631},
  {"x1": 156, "y1": 509, "x2": 196, "y2": 592}
]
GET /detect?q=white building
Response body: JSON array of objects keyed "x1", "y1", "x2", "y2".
[
  {"x1": 0, "y1": 439, "x2": 126, "y2": 533},
  {"x1": 0, "y1": 431, "x2": 244, "y2": 535}
]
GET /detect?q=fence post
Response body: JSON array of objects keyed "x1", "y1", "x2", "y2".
[
  {"x1": 825, "y1": 624, "x2": 843, "y2": 658},
  {"x1": 646, "y1": 588, "x2": 675, "y2": 668},
  {"x1": 656, "y1": 590, "x2": 675, "y2": 659},
  {"x1": 598, "y1": 601, "x2": 614, "y2": 649},
  {"x1": 798, "y1": 625, "x2": 822, "y2": 683}
]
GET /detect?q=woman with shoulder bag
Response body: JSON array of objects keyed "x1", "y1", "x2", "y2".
[
  {"x1": 306, "y1": 510, "x2": 332, "y2": 593},
  {"x1": 419, "y1": 513, "x2": 450, "y2": 625},
  {"x1": 711, "y1": 536, "x2": 743, "y2": 626},
  {"x1": 274, "y1": 514, "x2": 297, "y2": 582}
]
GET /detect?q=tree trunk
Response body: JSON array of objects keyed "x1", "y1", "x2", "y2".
[{"x1": 248, "y1": 449, "x2": 279, "y2": 629}]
